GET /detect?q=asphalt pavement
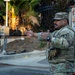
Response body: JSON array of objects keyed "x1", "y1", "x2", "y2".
[
  {"x1": 0, "y1": 37, "x2": 50, "y2": 75},
  {"x1": 0, "y1": 65, "x2": 51, "y2": 75},
  {"x1": 0, "y1": 50, "x2": 50, "y2": 70}
]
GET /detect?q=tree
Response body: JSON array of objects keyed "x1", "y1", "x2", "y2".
[
  {"x1": 55, "y1": 0, "x2": 72, "y2": 12},
  {"x1": 0, "y1": 0, "x2": 5, "y2": 25},
  {"x1": 40, "y1": 0, "x2": 73, "y2": 32},
  {"x1": 8, "y1": 0, "x2": 41, "y2": 30},
  {"x1": 40, "y1": 0, "x2": 56, "y2": 31},
  {"x1": 0, "y1": 0, "x2": 74, "y2": 31}
]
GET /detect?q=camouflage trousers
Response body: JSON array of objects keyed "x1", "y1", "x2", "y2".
[{"x1": 49, "y1": 61, "x2": 74, "y2": 75}]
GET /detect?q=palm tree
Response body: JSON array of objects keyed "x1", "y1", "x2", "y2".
[
  {"x1": 18, "y1": 0, "x2": 41, "y2": 30},
  {"x1": 8, "y1": 0, "x2": 41, "y2": 30},
  {"x1": 8, "y1": 0, "x2": 24, "y2": 30},
  {"x1": 0, "y1": 0, "x2": 73, "y2": 31}
]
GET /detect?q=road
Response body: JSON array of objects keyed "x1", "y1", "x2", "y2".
[
  {"x1": 0, "y1": 65, "x2": 51, "y2": 75},
  {"x1": 0, "y1": 50, "x2": 52, "y2": 75}
]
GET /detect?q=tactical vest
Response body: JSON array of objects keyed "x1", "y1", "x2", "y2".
[{"x1": 48, "y1": 25, "x2": 75, "y2": 63}]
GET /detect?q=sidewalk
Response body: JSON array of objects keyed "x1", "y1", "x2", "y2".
[{"x1": 0, "y1": 50, "x2": 49, "y2": 69}]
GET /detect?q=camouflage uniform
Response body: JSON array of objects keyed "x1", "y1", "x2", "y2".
[{"x1": 47, "y1": 12, "x2": 75, "y2": 75}]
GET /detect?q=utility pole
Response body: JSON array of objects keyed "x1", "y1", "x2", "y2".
[{"x1": 0, "y1": 0, "x2": 10, "y2": 55}]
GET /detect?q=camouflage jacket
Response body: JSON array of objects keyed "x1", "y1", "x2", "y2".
[{"x1": 48, "y1": 25, "x2": 75, "y2": 63}]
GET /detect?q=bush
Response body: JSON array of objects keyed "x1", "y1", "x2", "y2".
[{"x1": 39, "y1": 41, "x2": 47, "y2": 48}]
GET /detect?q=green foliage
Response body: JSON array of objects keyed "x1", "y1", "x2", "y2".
[
  {"x1": 39, "y1": 41, "x2": 47, "y2": 48},
  {"x1": 55, "y1": 0, "x2": 71, "y2": 12},
  {"x1": 0, "y1": 0, "x2": 5, "y2": 16},
  {"x1": 26, "y1": 10, "x2": 38, "y2": 17},
  {"x1": 29, "y1": 0, "x2": 41, "y2": 9},
  {"x1": 26, "y1": 0, "x2": 41, "y2": 16}
]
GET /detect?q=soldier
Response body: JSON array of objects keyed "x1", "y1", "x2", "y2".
[{"x1": 47, "y1": 12, "x2": 75, "y2": 75}]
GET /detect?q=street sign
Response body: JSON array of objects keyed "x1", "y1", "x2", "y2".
[{"x1": 0, "y1": 26, "x2": 9, "y2": 36}]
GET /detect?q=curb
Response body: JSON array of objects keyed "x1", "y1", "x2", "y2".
[{"x1": 0, "y1": 50, "x2": 46, "y2": 60}]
